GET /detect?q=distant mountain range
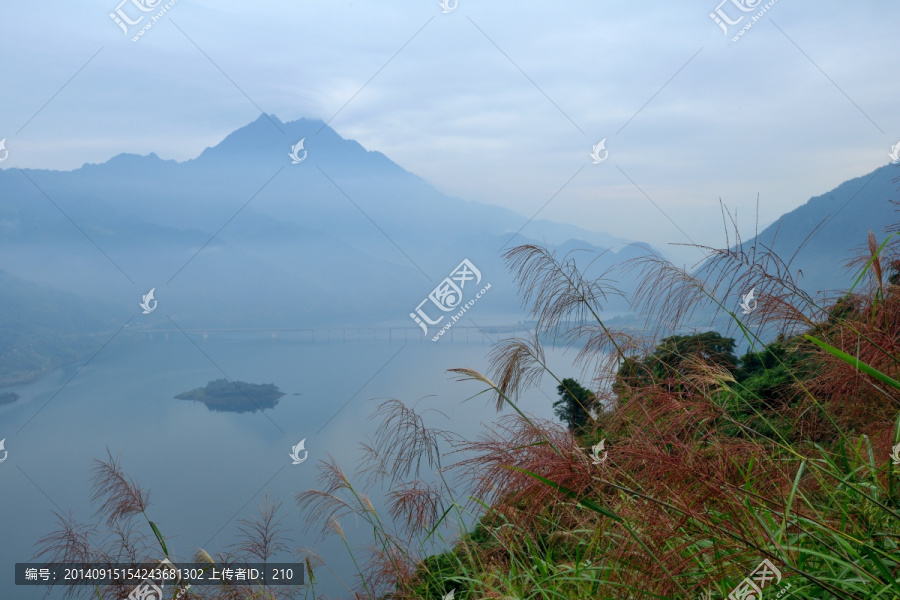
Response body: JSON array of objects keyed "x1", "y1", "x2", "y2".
[
  {"x1": 1, "y1": 114, "x2": 897, "y2": 387},
  {"x1": 0, "y1": 114, "x2": 647, "y2": 335}
]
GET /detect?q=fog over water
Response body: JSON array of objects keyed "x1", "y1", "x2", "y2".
[{"x1": 0, "y1": 335, "x2": 581, "y2": 599}]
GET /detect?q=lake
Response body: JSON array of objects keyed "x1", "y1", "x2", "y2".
[{"x1": 0, "y1": 333, "x2": 579, "y2": 599}]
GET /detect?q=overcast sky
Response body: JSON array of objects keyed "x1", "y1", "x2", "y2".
[{"x1": 1, "y1": 0, "x2": 898, "y2": 265}]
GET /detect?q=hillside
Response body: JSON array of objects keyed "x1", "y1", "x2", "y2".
[
  {"x1": 709, "y1": 164, "x2": 899, "y2": 297},
  {"x1": 0, "y1": 270, "x2": 117, "y2": 387}
]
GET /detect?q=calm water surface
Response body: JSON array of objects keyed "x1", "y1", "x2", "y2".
[{"x1": 0, "y1": 335, "x2": 576, "y2": 599}]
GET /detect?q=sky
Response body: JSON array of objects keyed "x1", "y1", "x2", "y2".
[{"x1": 1, "y1": 0, "x2": 898, "y2": 266}]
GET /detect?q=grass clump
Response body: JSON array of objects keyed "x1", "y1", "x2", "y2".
[
  {"x1": 35, "y1": 208, "x2": 900, "y2": 600},
  {"x1": 295, "y1": 216, "x2": 900, "y2": 599}
]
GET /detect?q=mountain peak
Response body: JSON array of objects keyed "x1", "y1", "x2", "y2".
[
  {"x1": 256, "y1": 113, "x2": 282, "y2": 126},
  {"x1": 189, "y1": 114, "x2": 396, "y2": 174}
]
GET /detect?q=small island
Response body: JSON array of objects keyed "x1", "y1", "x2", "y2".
[
  {"x1": 175, "y1": 379, "x2": 285, "y2": 413},
  {"x1": 0, "y1": 392, "x2": 19, "y2": 405}
]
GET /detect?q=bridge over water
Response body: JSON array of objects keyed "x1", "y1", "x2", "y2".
[{"x1": 133, "y1": 325, "x2": 528, "y2": 344}]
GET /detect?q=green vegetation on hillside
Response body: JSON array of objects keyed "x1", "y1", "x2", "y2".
[{"x1": 290, "y1": 227, "x2": 900, "y2": 599}]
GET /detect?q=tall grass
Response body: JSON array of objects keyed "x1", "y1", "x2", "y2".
[
  {"x1": 35, "y1": 211, "x2": 900, "y2": 599},
  {"x1": 293, "y1": 219, "x2": 900, "y2": 599},
  {"x1": 33, "y1": 449, "x2": 304, "y2": 599}
]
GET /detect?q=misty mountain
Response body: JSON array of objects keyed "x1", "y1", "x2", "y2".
[
  {"x1": 0, "y1": 115, "x2": 647, "y2": 330},
  {"x1": 2, "y1": 114, "x2": 896, "y2": 387},
  {"x1": 0, "y1": 269, "x2": 119, "y2": 386},
  {"x1": 701, "y1": 164, "x2": 899, "y2": 299}
]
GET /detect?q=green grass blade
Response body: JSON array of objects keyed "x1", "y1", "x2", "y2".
[
  {"x1": 804, "y1": 335, "x2": 900, "y2": 391},
  {"x1": 847, "y1": 232, "x2": 898, "y2": 294},
  {"x1": 148, "y1": 520, "x2": 169, "y2": 557}
]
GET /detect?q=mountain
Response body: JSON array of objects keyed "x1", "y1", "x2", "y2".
[
  {"x1": 0, "y1": 270, "x2": 119, "y2": 386},
  {"x1": 710, "y1": 164, "x2": 899, "y2": 297},
  {"x1": 685, "y1": 164, "x2": 900, "y2": 351},
  {"x1": 2, "y1": 114, "x2": 895, "y2": 382},
  {"x1": 0, "y1": 114, "x2": 648, "y2": 331}
]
